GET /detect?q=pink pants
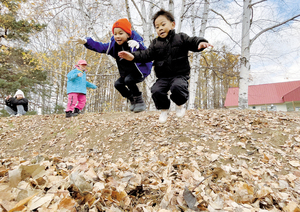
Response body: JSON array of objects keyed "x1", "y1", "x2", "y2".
[{"x1": 66, "y1": 93, "x2": 86, "y2": 112}]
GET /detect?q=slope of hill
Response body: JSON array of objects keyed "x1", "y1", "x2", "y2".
[{"x1": 0, "y1": 109, "x2": 300, "y2": 211}]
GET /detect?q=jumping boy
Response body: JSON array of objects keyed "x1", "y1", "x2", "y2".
[
  {"x1": 73, "y1": 18, "x2": 152, "y2": 113},
  {"x1": 118, "y1": 9, "x2": 213, "y2": 123}
]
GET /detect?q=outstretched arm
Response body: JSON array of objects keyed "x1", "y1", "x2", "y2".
[
  {"x1": 118, "y1": 51, "x2": 135, "y2": 61},
  {"x1": 198, "y1": 42, "x2": 213, "y2": 50}
]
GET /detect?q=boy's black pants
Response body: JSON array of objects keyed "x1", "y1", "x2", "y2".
[
  {"x1": 114, "y1": 74, "x2": 144, "y2": 98},
  {"x1": 151, "y1": 75, "x2": 189, "y2": 110}
]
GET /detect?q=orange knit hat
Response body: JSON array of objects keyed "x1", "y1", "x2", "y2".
[{"x1": 112, "y1": 18, "x2": 132, "y2": 36}]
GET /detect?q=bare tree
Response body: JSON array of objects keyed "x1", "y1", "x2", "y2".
[
  {"x1": 188, "y1": 0, "x2": 210, "y2": 109},
  {"x1": 238, "y1": 0, "x2": 300, "y2": 109}
]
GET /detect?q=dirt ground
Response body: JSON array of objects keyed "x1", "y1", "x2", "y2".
[
  {"x1": 1, "y1": 109, "x2": 299, "y2": 165},
  {"x1": 0, "y1": 109, "x2": 300, "y2": 211}
]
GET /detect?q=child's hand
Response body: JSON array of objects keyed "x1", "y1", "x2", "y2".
[
  {"x1": 118, "y1": 51, "x2": 134, "y2": 61},
  {"x1": 72, "y1": 37, "x2": 87, "y2": 45},
  {"x1": 198, "y1": 42, "x2": 213, "y2": 50},
  {"x1": 78, "y1": 73, "x2": 83, "y2": 77},
  {"x1": 6, "y1": 95, "x2": 11, "y2": 100}
]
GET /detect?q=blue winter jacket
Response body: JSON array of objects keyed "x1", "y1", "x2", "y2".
[
  {"x1": 84, "y1": 31, "x2": 152, "y2": 78},
  {"x1": 67, "y1": 68, "x2": 97, "y2": 94}
]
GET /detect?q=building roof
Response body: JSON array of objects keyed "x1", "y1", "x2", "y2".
[{"x1": 224, "y1": 80, "x2": 300, "y2": 107}]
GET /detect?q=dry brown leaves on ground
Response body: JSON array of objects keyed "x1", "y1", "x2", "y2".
[{"x1": 0, "y1": 109, "x2": 300, "y2": 211}]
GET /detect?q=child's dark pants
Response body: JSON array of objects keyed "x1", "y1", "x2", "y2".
[
  {"x1": 114, "y1": 74, "x2": 144, "y2": 98},
  {"x1": 151, "y1": 75, "x2": 189, "y2": 110}
]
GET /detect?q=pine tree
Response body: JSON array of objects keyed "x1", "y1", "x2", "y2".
[{"x1": 0, "y1": 0, "x2": 47, "y2": 97}]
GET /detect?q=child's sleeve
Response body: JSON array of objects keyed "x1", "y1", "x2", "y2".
[
  {"x1": 84, "y1": 37, "x2": 109, "y2": 54},
  {"x1": 182, "y1": 33, "x2": 208, "y2": 52},
  {"x1": 132, "y1": 41, "x2": 156, "y2": 63},
  {"x1": 5, "y1": 98, "x2": 13, "y2": 106},
  {"x1": 67, "y1": 70, "x2": 79, "y2": 81},
  {"x1": 15, "y1": 98, "x2": 28, "y2": 106},
  {"x1": 86, "y1": 81, "x2": 97, "y2": 89}
]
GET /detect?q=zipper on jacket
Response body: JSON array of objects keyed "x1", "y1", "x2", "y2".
[
  {"x1": 106, "y1": 40, "x2": 112, "y2": 55},
  {"x1": 130, "y1": 43, "x2": 144, "y2": 78}
]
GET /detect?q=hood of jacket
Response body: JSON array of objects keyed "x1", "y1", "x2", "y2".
[{"x1": 14, "y1": 90, "x2": 25, "y2": 98}]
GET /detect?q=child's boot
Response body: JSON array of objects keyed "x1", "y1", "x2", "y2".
[
  {"x1": 128, "y1": 95, "x2": 135, "y2": 111},
  {"x1": 159, "y1": 109, "x2": 169, "y2": 123},
  {"x1": 65, "y1": 111, "x2": 73, "y2": 118},
  {"x1": 133, "y1": 93, "x2": 146, "y2": 113},
  {"x1": 73, "y1": 108, "x2": 80, "y2": 116}
]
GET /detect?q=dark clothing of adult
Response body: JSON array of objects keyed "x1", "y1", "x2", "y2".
[{"x1": 5, "y1": 97, "x2": 28, "y2": 112}]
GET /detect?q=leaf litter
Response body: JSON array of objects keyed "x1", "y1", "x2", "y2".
[{"x1": 0, "y1": 109, "x2": 300, "y2": 211}]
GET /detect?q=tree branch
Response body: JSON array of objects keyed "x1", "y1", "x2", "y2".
[
  {"x1": 130, "y1": 0, "x2": 146, "y2": 23},
  {"x1": 210, "y1": 9, "x2": 232, "y2": 26},
  {"x1": 142, "y1": 0, "x2": 161, "y2": 10},
  {"x1": 250, "y1": 0, "x2": 267, "y2": 7},
  {"x1": 232, "y1": 0, "x2": 242, "y2": 7},
  {"x1": 250, "y1": 14, "x2": 300, "y2": 46},
  {"x1": 206, "y1": 26, "x2": 240, "y2": 47}
]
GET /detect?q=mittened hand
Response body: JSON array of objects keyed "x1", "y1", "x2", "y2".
[
  {"x1": 128, "y1": 40, "x2": 139, "y2": 49},
  {"x1": 73, "y1": 37, "x2": 87, "y2": 44}
]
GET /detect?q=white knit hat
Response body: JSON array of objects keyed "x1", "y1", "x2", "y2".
[{"x1": 14, "y1": 90, "x2": 25, "y2": 98}]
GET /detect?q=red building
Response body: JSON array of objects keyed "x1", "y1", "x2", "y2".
[{"x1": 224, "y1": 80, "x2": 300, "y2": 111}]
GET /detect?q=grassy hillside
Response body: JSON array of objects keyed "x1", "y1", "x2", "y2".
[{"x1": 0, "y1": 109, "x2": 300, "y2": 211}]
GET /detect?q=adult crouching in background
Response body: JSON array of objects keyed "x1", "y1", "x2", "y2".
[{"x1": 5, "y1": 90, "x2": 28, "y2": 117}]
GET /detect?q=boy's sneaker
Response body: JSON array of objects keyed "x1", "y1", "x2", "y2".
[
  {"x1": 73, "y1": 108, "x2": 80, "y2": 116},
  {"x1": 10, "y1": 114, "x2": 16, "y2": 117},
  {"x1": 159, "y1": 110, "x2": 169, "y2": 123},
  {"x1": 175, "y1": 105, "x2": 186, "y2": 118},
  {"x1": 65, "y1": 111, "x2": 73, "y2": 118},
  {"x1": 16, "y1": 114, "x2": 22, "y2": 117}
]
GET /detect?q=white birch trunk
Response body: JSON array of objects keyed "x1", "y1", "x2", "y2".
[
  {"x1": 177, "y1": 0, "x2": 186, "y2": 32},
  {"x1": 85, "y1": 55, "x2": 103, "y2": 111},
  {"x1": 168, "y1": 0, "x2": 174, "y2": 14},
  {"x1": 238, "y1": 0, "x2": 251, "y2": 109},
  {"x1": 139, "y1": 0, "x2": 156, "y2": 111},
  {"x1": 58, "y1": 55, "x2": 64, "y2": 106},
  {"x1": 188, "y1": 0, "x2": 209, "y2": 109}
]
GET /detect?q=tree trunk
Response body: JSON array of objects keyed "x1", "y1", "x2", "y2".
[
  {"x1": 238, "y1": 0, "x2": 251, "y2": 109},
  {"x1": 188, "y1": 0, "x2": 209, "y2": 109},
  {"x1": 177, "y1": 0, "x2": 186, "y2": 32}
]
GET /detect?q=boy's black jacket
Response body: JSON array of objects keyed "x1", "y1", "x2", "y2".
[
  {"x1": 132, "y1": 30, "x2": 208, "y2": 78},
  {"x1": 5, "y1": 97, "x2": 29, "y2": 112}
]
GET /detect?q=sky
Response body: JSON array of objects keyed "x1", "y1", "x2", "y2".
[
  {"x1": 205, "y1": 0, "x2": 300, "y2": 85},
  {"x1": 23, "y1": 0, "x2": 300, "y2": 87}
]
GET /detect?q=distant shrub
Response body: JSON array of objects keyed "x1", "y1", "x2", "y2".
[
  {"x1": 26, "y1": 111, "x2": 37, "y2": 115},
  {"x1": 0, "y1": 109, "x2": 9, "y2": 117},
  {"x1": 0, "y1": 109, "x2": 37, "y2": 117},
  {"x1": 54, "y1": 105, "x2": 65, "y2": 114}
]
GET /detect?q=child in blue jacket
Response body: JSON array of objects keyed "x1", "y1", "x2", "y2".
[
  {"x1": 66, "y1": 60, "x2": 97, "y2": 118},
  {"x1": 73, "y1": 18, "x2": 152, "y2": 113}
]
